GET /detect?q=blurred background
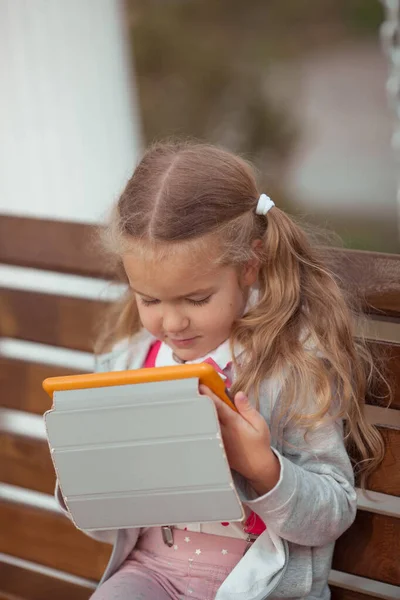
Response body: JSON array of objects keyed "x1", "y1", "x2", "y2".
[
  {"x1": 1, "y1": 4, "x2": 399, "y2": 596},
  {"x1": 129, "y1": 0, "x2": 400, "y2": 253},
  {"x1": 0, "y1": 0, "x2": 399, "y2": 252}
]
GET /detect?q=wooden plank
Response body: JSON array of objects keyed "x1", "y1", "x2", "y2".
[
  {"x1": 0, "y1": 215, "x2": 398, "y2": 315},
  {"x1": 0, "y1": 561, "x2": 94, "y2": 600},
  {"x1": 367, "y1": 342, "x2": 400, "y2": 410},
  {"x1": 1, "y1": 345, "x2": 396, "y2": 416},
  {"x1": 1, "y1": 422, "x2": 397, "y2": 501},
  {"x1": 355, "y1": 428, "x2": 400, "y2": 497},
  {"x1": 0, "y1": 501, "x2": 111, "y2": 581},
  {"x1": 0, "y1": 433, "x2": 55, "y2": 495},
  {"x1": 0, "y1": 288, "x2": 106, "y2": 352},
  {"x1": 0, "y1": 215, "x2": 107, "y2": 278},
  {"x1": 329, "y1": 569, "x2": 400, "y2": 600},
  {"x1": 328, "y1": 249, "x2": 400, "y2": 318},
  {"x1": 379, "y1": 428, "x2": 400, "y2": 480},
  {"x1": 0, "y1": 342, "x2": 397, "y2": 417},
  {"x1": 330, "y1": 587, "x2": 399, "y2": 600},
  {"x1": 0, "y1": 358, "x2": 82, "y2": 415},
  {"x1": 331, "y1": 589, "x2": 384, "y2": 600},
  {"x1": 333, "y1": 511, "x2": 400, "y2": 586}
]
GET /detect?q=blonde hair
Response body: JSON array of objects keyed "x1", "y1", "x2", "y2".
[{"x1": 98, "y1": 140, "x2": 388, "y2": 485}]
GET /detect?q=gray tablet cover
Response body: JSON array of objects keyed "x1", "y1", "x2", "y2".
[{"x1": 44, "y1": 378, "x2": 244, "y2": 531}]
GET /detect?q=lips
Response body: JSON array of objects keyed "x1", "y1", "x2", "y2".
[{"x1": 170, "y1": 337, "x2": 199, "y2": 348}]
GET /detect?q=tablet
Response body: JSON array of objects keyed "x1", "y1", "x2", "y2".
[{"x1": 43, "y1": 362, "x2": 237, "y2": 411}]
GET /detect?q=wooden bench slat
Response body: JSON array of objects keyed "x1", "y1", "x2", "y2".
[
  {"x1": 0, "y1": 215, "x2": 106, "y2": 278},
  {"x1": 0, "y1": 561, "x2": 94, "y2": 600},
  {"x1": 0, "y1": 214, "x2": 399, "y2": 316},
  {"x1": 0, "y1": 501, "x2": 111, "y2": 581},
  {"x1": 0, "y1": 358, "x2": 82, "y2": 415},
  {"x1": 332, "y1": 511, "x2": 400, "y2": 586},
  {"x1": 329, "y1": 249, "x2": 400, "y2": 318},
  {"x1": 1, "y1": 339, "x2": 398, "y2": 418},
  {"x1": 0, "y1": 288, "x2": 106, "y2": 352},
  {"x1": 363, "y1": 428, "x2": 400, "y2": 497},
  {"x1": 0, "y1": 432, "x2": 55, "y2": 495},
  {"x1": 367, "y1": 342, "x2": 400, "y2": 410},
  {"x1": 330, "y1": 587, "x2": 387, "y2": 600},
  {"x1": 1, "y1": 504, "x2": 399, "y2": 596},
  {"x1": 2, "y1": 424, "x2": 397, "y2": 500}
]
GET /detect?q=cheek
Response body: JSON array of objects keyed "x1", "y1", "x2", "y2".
[
  {"x1": 218, "y1": 286, "x2": 243, "y2": 316},
  {"x1": 137, "y1": 307, "x2": 160, "y2": 334},
  {"x1": 200, "y1": 298, "x2": 238, "y2": 332}
]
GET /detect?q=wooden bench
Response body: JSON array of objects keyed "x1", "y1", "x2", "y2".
[{"x1": 0, "y1": 214, "x2": 399, "y2": 600}]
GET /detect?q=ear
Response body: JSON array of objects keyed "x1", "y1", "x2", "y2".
[{"x1": 241, "y1": 240, "x2": 263, "y2": 287}]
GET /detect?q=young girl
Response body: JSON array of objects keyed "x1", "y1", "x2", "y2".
[{"x1": 56, "y1": 141, "x2": 384, "y2": 600}]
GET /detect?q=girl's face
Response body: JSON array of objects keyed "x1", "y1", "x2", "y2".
[{"x1": 123, "y1": 243, "x2": 258, "y2": 361}]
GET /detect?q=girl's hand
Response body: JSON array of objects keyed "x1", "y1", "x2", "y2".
[{"x1": 199, "y1": 385, "x2": 281, "y2": 495}]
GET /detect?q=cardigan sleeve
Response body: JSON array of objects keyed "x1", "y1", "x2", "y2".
[{"x1": 241, "y1": 409, "x2": 357, "y2": 547}]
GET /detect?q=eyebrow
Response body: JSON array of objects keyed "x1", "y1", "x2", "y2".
[{"x1": 131, "y1": 287, "x2": 215, "y2": 300}]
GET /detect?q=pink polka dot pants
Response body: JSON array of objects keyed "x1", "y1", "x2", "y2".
[{"x1": 90, "y1": 527, "x2": 248, "y2": 600}]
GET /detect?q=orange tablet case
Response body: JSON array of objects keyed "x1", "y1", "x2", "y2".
[{"x1": 43, "y1": 362, "x2": 237, "y2": 411}]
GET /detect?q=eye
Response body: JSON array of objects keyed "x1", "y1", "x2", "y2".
[
  {"x1": 187, "y1": 295, "x2": 212, "y2": 306},
  {"x1": 140, "y1": 298, "x2": 160, "y2": 307}
]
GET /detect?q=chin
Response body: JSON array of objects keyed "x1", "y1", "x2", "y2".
[
  {"x1": 174, "y1": 342, "x2": 220, "y2": 362},
  {"x1": 174, "y1": 348, "x2": 204, "y2": 362}
]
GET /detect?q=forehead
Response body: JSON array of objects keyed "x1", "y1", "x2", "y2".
[{"x1": 122, "y1": 240, "x2": 229, "y2": 298}]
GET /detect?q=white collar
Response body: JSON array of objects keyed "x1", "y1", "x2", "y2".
[{"x1": 155, "y1": 338, "x2": 233, "y2": 371}]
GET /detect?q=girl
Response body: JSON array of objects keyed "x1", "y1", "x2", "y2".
[{"x1": 56, "y1": 141, "x2": 384, "y2": 600}]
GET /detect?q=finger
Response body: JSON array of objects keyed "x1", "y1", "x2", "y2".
[
  {"x1": 199, "y1": 384, "x2": 234, "y2": 424},
  {"x1": 234, "y1": 392, "x2": 262, "y2": 429}
]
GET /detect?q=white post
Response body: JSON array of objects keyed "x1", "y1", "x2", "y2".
[{"x1": 0, "y1": 0, "x2": 141, "y2": 223}]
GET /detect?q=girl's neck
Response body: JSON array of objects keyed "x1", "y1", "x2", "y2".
[
  {"x1": 172, "y1": 352, "x2": 186, "y2": 364},
  {"x1": 168, "y1": 338, "x2": 230, "y2": 364}
]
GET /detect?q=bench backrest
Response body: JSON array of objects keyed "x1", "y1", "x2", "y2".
[{"x1": 0, "y1": 214, "x2": 399, "y2": 600}]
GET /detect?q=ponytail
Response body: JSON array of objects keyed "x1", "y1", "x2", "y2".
[{"x1": 231, "y1": 207, "x2": 386, "y2": 485}]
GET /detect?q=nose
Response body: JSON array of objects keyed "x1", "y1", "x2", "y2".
[{"x1": 162, "y1": 305, "x2": 189, "y2": 334}]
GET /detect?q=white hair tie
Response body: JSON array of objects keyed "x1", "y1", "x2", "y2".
[{"x1": 255, "y1": 193, "x2": 275, "y2": 215}]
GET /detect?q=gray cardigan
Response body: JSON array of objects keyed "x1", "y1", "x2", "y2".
[{"x1": 55, "y1": 333, "x2": 357, "y2": 600}]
